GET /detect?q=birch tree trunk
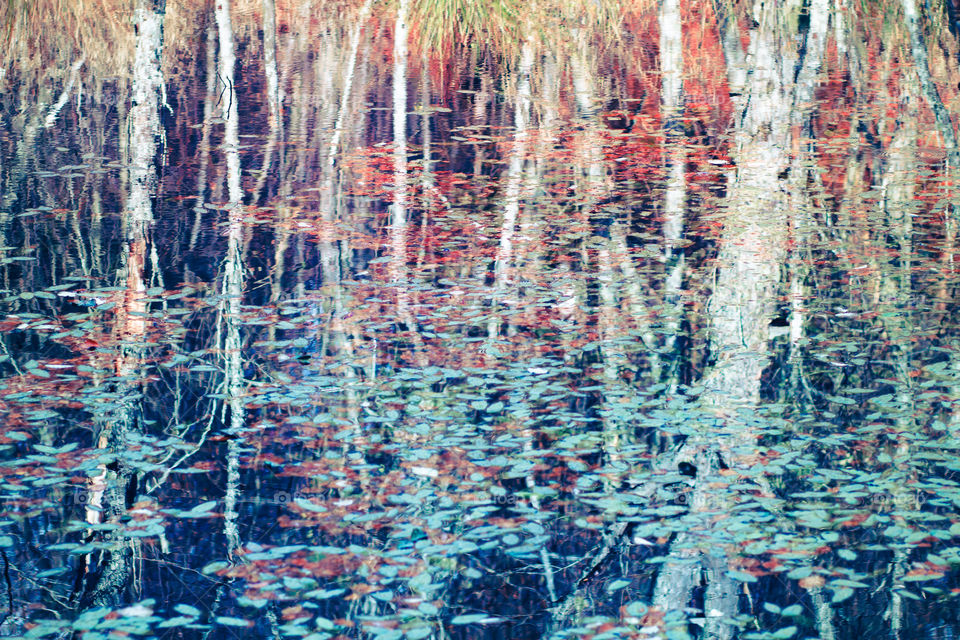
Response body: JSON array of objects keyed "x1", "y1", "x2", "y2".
[
  {"x1": 489, "y1": 40, "x2": 534, "y2": 341},
  {"x1": 653, "y1": 1, "x2": 829, "y2": 636},
  {"x1": 390, "y1": 0, "x2": 410, "y2": 292},
  {"x1": 251, "y1": 0, "x2": 283, "y2": 203},
  {"x1": 82, "y1": 0, "x2": 165, "y2": 607},
  {"x1": 214, "y1": 0, "x2": 245, "y2": 558},
  {"x1": 785, "y1": 0, "x2": 830, "y2": 380},
  {"x1": 659, "y1": 0, "x2": 686, "y2": 376},
  {"x1": 189, "y1": 15, "x2": 217, "y2": 250},
  {"x1": 569, "y1": 35, "x2": 636, "y2": 477},
  {"x1": 900, "y1": 0, "x2": 960, "y2": 439},
  {"x1": 327, "y1": 0, "x2": 373, "y2": 176},
  {"x1": 386, "y1": 0, "x2": 428, "y2": 367},
  {"x1": 316, "y1": 0, "x2": 373, "y2": 301}
]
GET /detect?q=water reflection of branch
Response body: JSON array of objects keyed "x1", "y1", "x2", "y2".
[
  {"x1": 0, "y1": 336, "x2": 23, "y2": 376},
  {"x1": 214, "y1": 70, "x2": 233, "y2": 119},
  {"x1": 7, "y1": 563, "x2": 70, "y2": 609},
  {"x1": 43, "y1": 56, "x2": 85, "y2": 129},
  {"x1": 144, "y1": 413, "x2": 216, "y2": 495}
]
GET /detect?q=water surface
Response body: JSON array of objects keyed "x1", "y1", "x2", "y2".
[{"x1": 3, "y1": 1, "x2": 960, "y2": 639}]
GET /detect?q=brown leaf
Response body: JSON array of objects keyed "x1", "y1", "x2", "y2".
[{"x1": 798, "y1": 575, "x2": 826, "y2": 589}]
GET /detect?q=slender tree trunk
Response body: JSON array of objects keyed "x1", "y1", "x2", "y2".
[
  {"x1": 489, "y1": 40, "x2": 534, "y2": 342},
  {"x1": 900, "y1": 0, "x2": 960, "y2": 350},
  {"x1": 901, "y1": 0, "x2": 960, "y2": 181},
  {"x1": 262, "y1": 0, "x2": 281, "y2": 131},
  {"x1": 572, "y1": 38, "x2": 661, "y2": 381},
  {"x1": 785, "y1": 0, "x2": 830, "y2": 387},
  {"x1": 660, "y1": 0, "x2": 686, "y2": 378},
  {"x1": 572, "y1": 41, "x2": 632, "y2": 475},
  {"x1": 387, "y1": 0, "x2": 428, "y2": 367},
  {"x1": 327, "y1": 0, "x2": 374, "y2": 175},
  {"x1": 43, "y1": 56, "x2": 85, "y2": 129},
  {"x1": 251, "y1": 0, "x2": 283, "y2": 204},
  {"x1": 517, "y1": 51, "x2": 559, "y2": 292},
  {"x1": 190, "y1": 15, "x2": 218, "y2": 250},
  {"x1": 317, "y1": 0, "x2": 373, "y2": 282},
  {"x1": 390, "y1": 0, "x2": 410, "y2": 291},
  {"x1": 876, "y1": 69, "x2": 920, "y2": 640},
  {"x1": 215, "y1": 0, "x2": 245, "y2": 558},
  {"x1": 82, "y1": 0, "x2": 165, "y2": 608},
  {"x1": 472, "y1": 74, "x2": 491, "y2": 181}
]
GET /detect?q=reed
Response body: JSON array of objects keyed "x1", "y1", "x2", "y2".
[{"x1": 2, "y1": 0, "x2": 134, "y2": 86}]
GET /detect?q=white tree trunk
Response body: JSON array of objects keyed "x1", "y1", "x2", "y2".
[
  {"x1": 493, "y1": 41, "x2": 534, "y2": 293},
  {"x1": 215, "y1": 0, "x2": 245, "y2": 556},
  {"x1": 653, "y1": 0, "x2": 829, "y2": 633},
  {"x1": 390, "y1": 0, "x2": 410, "y2": 288},
  {"x1": 83, "y1": 0, "x2": 165, "y2": 607},
  {"x1": 659, "y1": 0, "x2": 686, "y2": 371},
  {"x1": 251, "y1": 0, "x2": 283, "y2": 203},
  {"x1": 190, "y1": 20, "x2": 218, "y2": 249},
  {"x1": 327, "y1": 0, "x2": 374, "y2": 172}
]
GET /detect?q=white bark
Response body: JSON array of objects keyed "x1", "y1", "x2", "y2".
[
  {"x1": 785, "y1": 0, "x2": 830, "y2": 376},
  {"x1": 493, "y1": 41, "x2": 534, "y2": 293},
  {"x1": 900, "y1": 0, "x2": 960, "y2": 299},
  {"x1": 327, "y1": 0, "x2": 374, "y2": 172},
  {"x1": 126, "y1": 2, "x2": 165, "y2": 236},
  {"x1": 189, "y1": 21, "x2": 218, "y2": 249},
  {"x1": 659, "y1": 0, "x2": 683, "y2": 113},
  {"x1": 262, "y1": 0, "x2": 281, "y2": 130},
  {"x1": 385, "y1": 0, "x2": 427, "y2": 367},
  {"x1": 390, "y1": 0, "x2": 410, "y2": 289},
  {"x1": 83, "y1": 0, "x2": 164, "y2": 607},
  {"x1": 215, "y1": 0, "x2": 242, "y2": 207},
  {"x1": 901, "y1": 0, "x2": 960, "y2": 166},
  {"x1": 215, "y1": 0, "x2": 245, "y2": 556},
  {"x1": 833, "y1": 0, "x2": 847, "y2": 61},
  {"x1": 487, "y1": 40, "x2": 534, "y2": 345},
  {"x1": 877, "y1": 72, "x2": 919, "y2": 638},
  {"x1": 44, "y1": 56, "x2": 85, "y2": 129},
  {"x1": 659, "y1": 0, "x2": 686, "y2": 367},
  {"x1": 318, "y1": 0, "x2": 373, "y2": 281},
  {"x1": 251, "y1": 0, "x2": 283, "y2": 203},
  {"x1": 653, "y1": 0, "x2": 830, "y2": 633}
]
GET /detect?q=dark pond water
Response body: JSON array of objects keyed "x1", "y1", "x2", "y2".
[{"x1": 4, "y1": 1, "x2": 960, "y2": 639}]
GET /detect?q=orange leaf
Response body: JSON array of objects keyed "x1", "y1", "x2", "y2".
[{"x1": 798, "y1": 576, "x2": 826, "y2": 589}]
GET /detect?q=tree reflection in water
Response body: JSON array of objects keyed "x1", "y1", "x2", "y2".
[{"x1": 2, "y1": 1, "x2": 960, "y2": 639}]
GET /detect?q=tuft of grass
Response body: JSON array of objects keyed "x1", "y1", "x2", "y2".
[
  {"x1": 408, "y1": 0, "x2": 527, "y2": 63},
  {"x1": 405, "y1": 0, "x2": 636, "y2": 78}
]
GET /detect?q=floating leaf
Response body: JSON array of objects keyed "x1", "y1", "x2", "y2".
[
  {"x1": 606, "y1": 579, "x2": 631, "y2": 593},
  {"x1": 831, "y1": 587, "x2": 854, "y2": 604},
  {"x1": 726, "y1": 570, "x2": 758, "y2": 583},
  {"x1": 450, "y1": 614, "x2": 492, "y2": 624},
  {"x1": 295, "y1": 497, "x2": 328, "y2": 513},
  {"x1": 174, "y1": 604, "x2": 201, "y2": 617},
  {"x1": 158, "y1": 616, "x2": 195, "y2": 628},
  {"x1": 406, "y1": 627, "x2": 434, "y2": 639},
  {"x1": 180, "y1": 501, "x2": 217, "y2": 517}
]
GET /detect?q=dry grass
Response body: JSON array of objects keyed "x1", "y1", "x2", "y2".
[
  {"x1": 408, "y1": 0, "x2": 637, "y2": 64},
  {"x1": 1, "y1": 0, "x2": 633, "y2": 90},
  {"x1": 409, "y1": 0, "x2": 526, "y2": 61},
  {"x1": 2, "y1": 0, "x2": 134, "y2": 87}
]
